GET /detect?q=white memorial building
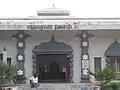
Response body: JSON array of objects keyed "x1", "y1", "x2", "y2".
[{"x1": 0, "y1": 6, "x2": 120, "y2": 83}]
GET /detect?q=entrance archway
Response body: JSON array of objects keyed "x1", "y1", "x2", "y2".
[{"x1": 32, "y1": 35, "x2": 73, "y2": 83}]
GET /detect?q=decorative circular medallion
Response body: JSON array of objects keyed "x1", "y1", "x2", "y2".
[
  {"x1": 82, "y1": 54, "x2": 88, "y2": 60},
  {"x1": 18, "y1": 42, "x2": 24, "y2": 47},
  {"x1": 18, "y1": 55, "x2": 23, "y2": 61},
  {"x1": 82, "y1": 41, "x2": 88, "y2": 47},
  {"x1": 17, "y1": 70, "x2": 23, "y2": 75},
  {"x1": 83, "y1": 69, "x2": 88, "y2": 76}
]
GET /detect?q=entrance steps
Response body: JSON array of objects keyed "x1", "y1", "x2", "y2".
[{"x1": 18, "y1": 83, "x2": 101, "y2": 90}]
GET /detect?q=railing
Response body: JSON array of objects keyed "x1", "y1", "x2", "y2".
[{"x1": 17, "y1": 84, "x2": 101, "y2": 90}]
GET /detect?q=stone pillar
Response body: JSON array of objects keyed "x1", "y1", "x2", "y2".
[
  {"x1": 81, "y1": 31, "x2": 90, "y2": 83},
  {"x1": 32, "y1": 53, "x2": 37, "y2": 74},
  {"x1": 69, "y1": 53, "x2": 74, "y2": 83},
  {"x1": 76, "y1": 31, "x2": 94, "y2": 83},
  {"x1": 12, "y1": 31, "x2": 30, "y2": 76}
]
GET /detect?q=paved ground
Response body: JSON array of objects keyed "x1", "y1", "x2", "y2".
[{"x1": 17, "y1": 83, "x2": 100, "y2": 90}]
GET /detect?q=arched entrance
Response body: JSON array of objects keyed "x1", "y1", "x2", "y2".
[
  {"x1": 32, "y1": 35, "x2": 73, "y2": 83},
  {"x1": 105, "y1": 39, "x2": 120, "y2": 80}
]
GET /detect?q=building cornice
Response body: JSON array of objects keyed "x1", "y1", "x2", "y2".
[
  {"x1": 0, "y1": 17, "x2": 120, "y2": 20},
  {"x1": 0, "y1": 18, "x2": 120, "y2": 30}
]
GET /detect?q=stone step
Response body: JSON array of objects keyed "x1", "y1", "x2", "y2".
[{"x1": 18, "y1": 84, "x2": 101, "y2": 90}]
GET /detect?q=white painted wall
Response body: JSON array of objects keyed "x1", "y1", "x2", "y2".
[
  {"x1": 89, "y1": 30, "x2": 120, "y2": 82},
  {"x1": 0, "y1": 30, "x2": 120, "y2": 83},
  {"x1": 25, "y1": 31, "x2": 120, "y2": 83},
  {"x1": 0, "y1": 31, "x2": 82, "y2": 83},
  {"x1": 0, "y1": 40, "x2": 16, "y2": 65}
]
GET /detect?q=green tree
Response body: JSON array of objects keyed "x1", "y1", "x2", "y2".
[
  {"x1": 13, "y1": 75, "x2": 26, "y2": 84},
  {"x1": 89, "y1": 68, "x2": 116, "y2": 90},
  {"x1": 0, "y1": 60, "x2": 17, "y2": 89}
]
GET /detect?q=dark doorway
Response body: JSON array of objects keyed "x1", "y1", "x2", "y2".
[
  {"x1": 50, "y1": 62, "x2": 59, "y2": 72},
  {"x1": 36, "y1": 54, "x2": 70, "y2": 83}
]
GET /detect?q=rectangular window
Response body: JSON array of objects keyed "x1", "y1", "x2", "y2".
[
  {"x1": 94, "y1": 57, "x2": 102, "y2": 81},
  {"x1": 113, "y1": 58, "x2": 120, "y2": 80},
  {"x1": 0, "y1": 53, "x2": 3, "y2": 61},
  {"x1": 107, "y1": 57, "x2": 120, "y2": 80},
  {"x1": 7, "y1": 57, "x2": 11, "y2": 66}
]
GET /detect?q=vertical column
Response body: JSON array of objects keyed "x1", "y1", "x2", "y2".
[
  {"x1": 12, "y1": 31, "x2": 30, "y2": 76},
  {"x1": 81, "y1": 31, "x2": 90, "y2": 83},
  {"x1": 80, "y1": 31, "x2": 94, "y2": 83},
  {"x1": 69, "y1": 53, "x2": 74, "y2": 83},
  {"x1": 76, "y1": 30, "x2": 93, "y2": 83},
  {"x1": 32, "y1": 53, "x2": 36, "y2": 74}
]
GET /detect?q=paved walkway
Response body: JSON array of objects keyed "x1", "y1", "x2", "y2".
[{"x1": 18, "y1": 83, "x2": 100, "y2": 90}]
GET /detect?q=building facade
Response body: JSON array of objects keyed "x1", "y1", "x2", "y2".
[{"x1": 0, "y1": 7, "x2": 120, "y2": 83}]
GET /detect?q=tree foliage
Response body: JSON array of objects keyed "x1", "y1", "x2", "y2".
[
  {"x1": 89, "y1": 68, "x2": 116, "y2": 86},
  {"x1": 0, "y1": 60, "x2": 17, "y2": 87}
]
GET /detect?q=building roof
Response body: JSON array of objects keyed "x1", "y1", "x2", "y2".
[
  {"x1": 37, "y1": 5, "x2": 70, "y2": 16},
  {"x1": 105, "y1": 39, "x2": 120, "y2": 57},
  {"x1": 32, "y1": 35, "x2": 73, "y2": 54}
]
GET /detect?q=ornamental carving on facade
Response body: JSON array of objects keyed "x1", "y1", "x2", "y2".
[
  {"x1": 82, "y1": 33, "x2": 87, "y2": 38},
  {"x1": 82, "y1": 54, "x2": 88, "y2": 60},
  {"x1": 18, "y1": 55, "x2": 23, "y2": 61},
  {"x1": 82, "y1": 54, "x2": 89, "y2": 69},
  {"x1": 17, "y1": 70, "x2": 23, "y2": 75},
  {"x1": 82, "y1": 41, "x2": 88, "y2": 47},
  {"x1": 83, "y1": 69, "x2": 89, "y2": 76},
  {"x1": 18, "y1": 42, "x2": 24, "y2": 47},
  {"x1": 82, "y1": 60, "x2": 89, "y2": 69},
  {"x1": 18, "y1": 34, "x2": 24, "y2": 38}
]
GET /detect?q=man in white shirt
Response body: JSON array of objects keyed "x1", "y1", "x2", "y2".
[{"x1": 30, "y1": 74, "x2": 39, "y2": 88}]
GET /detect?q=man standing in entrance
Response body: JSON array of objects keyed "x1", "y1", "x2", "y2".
[{"x1": 30, "y1": 74, "x2": 39, "y2": 88}]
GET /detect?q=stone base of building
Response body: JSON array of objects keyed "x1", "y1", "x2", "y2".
[
  {"x1": 18, "y1": 83, "x2": 101, "y2": 90},
  {"x1": 80, "y1": 78, "x2": 91, "y2": 83}
]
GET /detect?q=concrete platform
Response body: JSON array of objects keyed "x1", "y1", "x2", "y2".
[{"x1": 18, "y1": 83, "x2": 101, "y2": 90}]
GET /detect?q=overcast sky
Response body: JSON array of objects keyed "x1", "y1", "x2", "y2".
[{"x1": 0, "y1": 0, "x2": 120, "y2": 18}]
